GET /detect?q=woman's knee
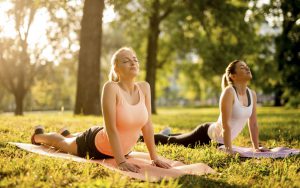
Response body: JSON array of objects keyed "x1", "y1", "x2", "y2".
[
  {"x1": 57, "y1": 138, "x2": 78, "y2": 155},
  {"x1": 39, "y1": 133, "x2": 66, "y2": 148},
  {"x1": 167, "y1": 136, "x2": 178, "y2": 144},
  {"x1": 154, "y1": 134, "x2": 170, "y2": 145}
]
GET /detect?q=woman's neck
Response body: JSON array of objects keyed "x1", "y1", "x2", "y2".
[
  {"x1": 233, "y1": 82, "x2": 248, "y2": 95},
  {"x1": 118, "y1": 79, "x2": 136, "y2": 95}
]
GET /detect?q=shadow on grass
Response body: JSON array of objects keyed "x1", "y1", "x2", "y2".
[{"x1": 176, "y1": 174, "x2": 249, "y2": 188}]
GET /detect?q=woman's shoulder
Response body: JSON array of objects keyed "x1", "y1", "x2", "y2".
[
  {"x1": 103, "y1": 81, "x2": 119, "y2": 92},
  {"x1": 136, "y1": 81, "x2": 150, "y2": 90},
  {"x1": 222, "y1": 86, "x2": 235, "y2": 96},
  {"x1": 136, "y1": 81, "x2": 150, "y2": 95}
]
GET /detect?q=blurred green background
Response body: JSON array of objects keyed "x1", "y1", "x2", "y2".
[{"x1": 0, "y1": 0, "x2": 299, "y2": 115}]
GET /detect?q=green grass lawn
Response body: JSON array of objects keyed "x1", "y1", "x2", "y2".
[{"x1": 0, "y1": 107, "x2": 299, "y2": 187}]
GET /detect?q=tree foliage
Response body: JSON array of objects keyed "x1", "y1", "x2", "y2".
[
  {"x1": 0, "y1": 0, "x2": 82, "y2": 115},
  {"x1": 0, "y1": 0, "x2": 43, "y2": 115}
]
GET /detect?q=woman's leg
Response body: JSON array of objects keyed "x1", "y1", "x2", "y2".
[
  {"x1": 62, "y1": 132, "x2": 81, "y2": 138},
  {"x1": 34, "y1": 133, "x2": 78, "y2": 155},
  {"x1": 59, "y1": 127, "x2": 82, "y2": 138},
  {"x1": 153, "y1": 123, "x2": 212, "y2": 148}
]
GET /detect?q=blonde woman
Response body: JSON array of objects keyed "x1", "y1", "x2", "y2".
[{"x1": 31, "y1": 47, "x2": 171, "y2": 172}]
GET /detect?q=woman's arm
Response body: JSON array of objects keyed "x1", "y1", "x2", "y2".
[
  {"x1": 101, "y1": 82, "x2": 127, "y2": 165},
  {"x1": 247, "y1": 90, "x2": 260, "y2": 151},
  {"x1": 220, "y1": 87, "x2": 234, "y2": 152},
  {"x1": 140, "y1": 82, "x2": 157, "y2": 160},
  {"x1": 140, "y1": 82, "x2": 170, "y2": 168}
]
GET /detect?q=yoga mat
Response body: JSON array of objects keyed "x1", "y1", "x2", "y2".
[
  {"x1": 9, "y1": 142, "x2": 215, "y2": 182},
  {"x1": 218, "y1": 145, "x2": 300, "y2": 158}
]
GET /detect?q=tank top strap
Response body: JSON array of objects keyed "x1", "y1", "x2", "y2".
[
  {"x1": 135, "y1": 83, "x2": 145, "y2": 103},
  {"x1": 246, "y1": 87, "x2": 253, "y2": 107},
  {"x1": 232, "y1": 86, "x2": 253, "y2": 107},
  {"x1": 230, "y1": 86, "x2": 239, "y2": 102},
  {"x1": 116, "y1": 84, "x2": 124, "y2": 105}
]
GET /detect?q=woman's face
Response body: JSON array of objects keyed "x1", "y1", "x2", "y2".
[
  {"x1": 115, "y1": 50, "x2": 139, "y2": 79},
  {"x1": 231, "y1": 61, "x2": 252, "y2": 82}
]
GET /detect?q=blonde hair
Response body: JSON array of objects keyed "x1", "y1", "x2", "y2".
[
  {"x1": 108, "y1": 47, "x2": 135, "y2": 82},
  {"x1": 221, "y1": 60, "x2": 240, "y2": 90}
]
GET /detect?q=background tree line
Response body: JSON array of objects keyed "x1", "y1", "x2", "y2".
[{"x1": 0, "y1": 0, "x2": 299, "y2": 115}]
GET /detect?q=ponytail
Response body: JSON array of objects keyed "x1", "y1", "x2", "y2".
[
  {"x1": 109, "y1": 68, "x2": 119, "y2": 82},
  {"x1": 221, "y1": 60, "x2": 240, "y2": 90},
  {"x1": 222, "y1": 73, "x2": 228, "y2": 90}
]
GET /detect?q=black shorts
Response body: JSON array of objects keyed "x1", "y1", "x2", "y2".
[{"x1": 76, "y1": 126, "x2": 113, "y2": 160}]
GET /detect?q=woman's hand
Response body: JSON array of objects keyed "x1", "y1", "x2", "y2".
[
  {"x1": 227, "y1": 149, "x2": 239, "y2": 155},
  {"x1": 253, "y1": 146, "x2": 270, "y2": 152},
  {"x1": 220, "y1": 148, "x2": 243, "y2": 156},
  {"x1": 118, "y1": 161, "x2": 141, "y2": 173},
  {"x1": 151, "y1": 159, "x2": 171, "y2": 169},
  {"x1": 223, "y1": 148, "x2": 239, "y2": 155}
]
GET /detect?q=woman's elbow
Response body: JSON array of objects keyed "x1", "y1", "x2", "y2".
[
  {"x1": 106, "y1": 125, "x2": 118, "y2": 136},
  {"x1": 222, "y1": 122, "x2": 230, "y2": 131},
  {"x1": 250, "y1": 123, "x2": 258, "y2": 130}
]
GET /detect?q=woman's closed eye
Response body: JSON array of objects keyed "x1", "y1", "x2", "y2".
[
  {"x1": 122, "y1": 59, "x2": 139, "y2": 64},
  {"x1": 240, "y1": 66, "x2": 249, "y2": 70}
]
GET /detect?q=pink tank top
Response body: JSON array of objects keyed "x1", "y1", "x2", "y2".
[{"x1": 94, "y1": 83, "x2": 149, "y2": 156}]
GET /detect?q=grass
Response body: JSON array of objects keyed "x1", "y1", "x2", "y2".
[{"x1": 0, "y1": 107, "x2": 299, "y2": 187}]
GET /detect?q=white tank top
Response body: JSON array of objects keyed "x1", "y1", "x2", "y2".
[{"x1": 207, "y1": 86, "x2": 253, "y2": 144}]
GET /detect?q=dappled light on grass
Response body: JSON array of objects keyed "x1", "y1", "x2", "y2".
[{"x1": 0, "y1": 107, "x2": 299, "y2": 187}]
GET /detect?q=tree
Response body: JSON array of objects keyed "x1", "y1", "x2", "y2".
[
  {"x1": 74, "y1": 0, "x2": 104, "y2": 115},
  {"x1": 0, "y1": 1, "x2": 83, "y2": 115},
  {"x1": 110, "y1": 0, "x2": 267, "y2": 108},
  {"x1": 249, "y1": 0, "x2": 300, "y2": 106},
  {"x1": 168, "y1": 0, "x2": 261, "y2": 102},
  {"x1": 275, "y1": 0, "x2": 300, "y2": 106},
  {"x1": 109, "y1": 0, "x2": 179, "y2": 113},
  {"x1": 184, "y1": 0, "x2": 257, "y2": 74},
  {"x1": 144, "y1": 0, "x2": 175, "y2": 113},
  {"x1": 0, "y1": 1, "x2": 40, "y2": 115}
]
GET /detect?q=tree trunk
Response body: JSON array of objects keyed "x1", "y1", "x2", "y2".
[
  {"x1": 14, "y1": 92, "x2": 25, "y2": 115},
  {"x1": 145, "y1": 0, "x2": 160, "y2": 114},
  {"x1": 74, "y1": 0, "x2": 104, "y2": 115},
  {"x1": 14, "y1": 67, "x2": 26, "y2": 116},
  {"x1": 14, "y1": 52, "x2": 27, "y2": 116},
  {"x1": 274, "y1": 83, "x2": 283, "y2": 106},
  {"x1": 273, "y1": 1, "x2": 296, "y2": 107}
]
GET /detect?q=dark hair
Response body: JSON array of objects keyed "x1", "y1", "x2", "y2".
[{"x1": 221, "y1": 60, "x2": 241, "y2": 90}]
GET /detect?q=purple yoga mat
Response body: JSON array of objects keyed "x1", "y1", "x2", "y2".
[{"x1": 218, "y1": 145, "x2": 300, "y2": 158}]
